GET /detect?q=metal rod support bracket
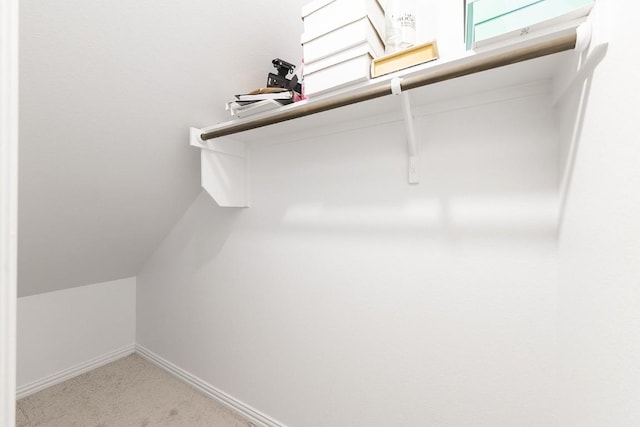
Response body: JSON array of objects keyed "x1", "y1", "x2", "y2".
[
  {"x1": 391, "y1": 77, "x2": 419, "y2": 184},
  {"x1": 553, "y1": 2, "x2": 610, "y2": 106}
]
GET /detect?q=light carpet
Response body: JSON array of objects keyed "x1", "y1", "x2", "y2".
[{"x1": 16, "y1": 354, "x2": 252, "y2": 427}]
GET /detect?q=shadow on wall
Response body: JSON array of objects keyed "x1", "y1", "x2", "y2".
[
  {"x1": 557, "y1": 45, "x2": 607, "y2": 236},
  {"x1": 151, "y1": 191, "x2": 244, "y2": 274}
]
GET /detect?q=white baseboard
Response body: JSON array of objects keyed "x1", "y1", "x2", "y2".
[
  {"x1": 16, "y1": 344, "x2": 136, "y2": 400},
  {"x1": 135, "y1": 344, "x2": 287, "y2": 427}
]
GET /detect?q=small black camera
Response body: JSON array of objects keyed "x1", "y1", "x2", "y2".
[
  {"x1": 272, "y1": 58, "x2": 296, "y2": 77},
  {"x1": 267, "y1": 58, "x2": 301, "y2": 93}
]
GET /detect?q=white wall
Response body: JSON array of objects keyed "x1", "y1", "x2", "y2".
[
  {"x1": 17, "y1": 277, "x2": 136, "y2": 395},
  {"x1": 557, "y1": 2, "x2": 640, "y2": 426},
  {"x1": 17, "y1": 0, "x2": 307, "y2": 298},
  {"x1": 138, "y1": 90, "x2": 559, "y2": 427}
]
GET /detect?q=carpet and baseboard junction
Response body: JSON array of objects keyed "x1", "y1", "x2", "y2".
[{"x1": 16, "y1": 346, "x2": 286, "y2": 427}]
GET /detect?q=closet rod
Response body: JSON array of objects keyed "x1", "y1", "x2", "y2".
[{"x1": 200, "y1": 32, "x2": 577, "y2": 141}]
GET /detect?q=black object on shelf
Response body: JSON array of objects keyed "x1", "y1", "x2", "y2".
[{"x1": 267, "y1": 58, "x2": 302, "y2": 93}]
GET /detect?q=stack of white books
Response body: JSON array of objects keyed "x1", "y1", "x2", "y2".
[{"x1": 301, "y1": 0, "x2": 385, "y2": 97}]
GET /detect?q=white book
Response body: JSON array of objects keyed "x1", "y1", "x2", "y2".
[
  {"x1": 304, "y1": 52, "x2": 373, "y2": 97},
  {"x1": 302, "y1": 0, "x2": 385, "y2": 43},
  {"x1": 301, "y1": 0, "x2": 334, "y2": 18},
  {"x1": 225, "y1": 99, "x2": 283, "y2": 118},
  {"x1": 235, "y1": 90, "x2": 294, "y2": 102},
  {"x1": 302, "y1": 17, "x2": 384, "y2": 64},
  {"x1": 304, "y1": 43, "x2": 377, "y2": 75}
]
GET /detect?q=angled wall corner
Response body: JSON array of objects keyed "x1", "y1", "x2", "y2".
[{"x1": 190, "y1": 128, "x2": 249, "y2": 208}]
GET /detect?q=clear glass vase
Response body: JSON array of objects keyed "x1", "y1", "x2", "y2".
[{"x1": 384, "y1": 0, "x2": 417, "y2": 54}]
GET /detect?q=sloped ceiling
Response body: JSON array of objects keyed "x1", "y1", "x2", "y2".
[{"x1": 19, "y1": 0, "x2": 306, "y2": 296}]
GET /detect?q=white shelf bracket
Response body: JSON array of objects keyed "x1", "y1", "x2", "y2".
[
  {"x1": 552, "y1": 2, "x2": 610, "y2": 106},
  {"x1": 391, "y1": 77, "x2": 419, "y2": 184},
  {"x1": 190, "y1": 127, "x2": 250, "y2": 208}
]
